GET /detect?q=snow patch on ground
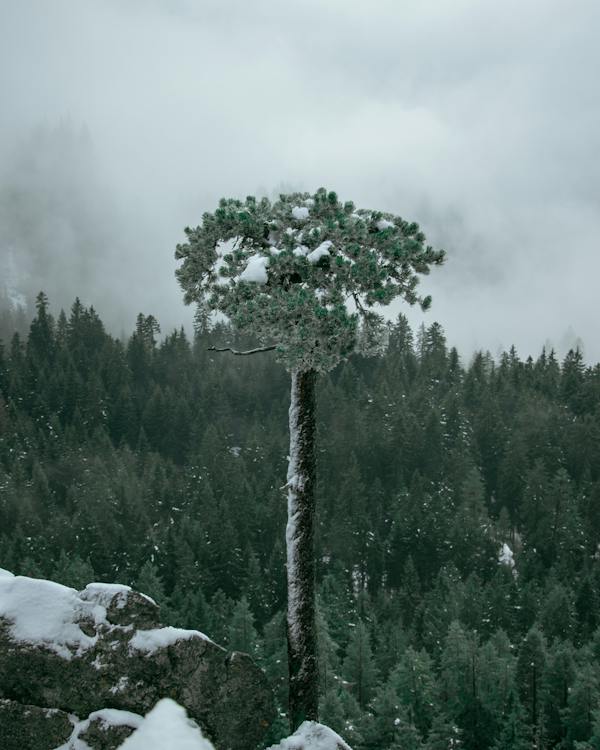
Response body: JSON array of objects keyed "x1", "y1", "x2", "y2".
[
  {"x1": 117, "y1": 699, "x2": 215, "y2": 750},
  {"x1": 129, "y1": 626, "x2": 212, "y2": 654},
  {"x1": 267, "y1": 721, "x2": 352, "y2": 750}
]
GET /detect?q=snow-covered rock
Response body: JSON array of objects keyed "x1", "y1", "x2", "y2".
[
  {"x1": 56, "y1": 707, "x2": 144, "y2": 750},
  {"x1": 0, "y1": 571, "x2": 274, "y2": 750},
  {"x1": 267, "y1": 721, "x2": 353, "y2": 750}
]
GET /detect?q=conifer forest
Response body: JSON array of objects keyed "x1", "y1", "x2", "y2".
[{"x1": 2, "y1": 295, "x2": 600, "y2": 749}]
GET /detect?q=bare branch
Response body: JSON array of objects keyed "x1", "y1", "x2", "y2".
[
  {"x1": 352, "y1": 292, "x2": 368, "y2": 316},
  {"x1": 207, "y1": 344, "x2": 278, "y2": 356}
]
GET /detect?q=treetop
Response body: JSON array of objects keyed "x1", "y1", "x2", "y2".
[{"x1": 175, "y1": 188, "x2": 444, "y2": 371}]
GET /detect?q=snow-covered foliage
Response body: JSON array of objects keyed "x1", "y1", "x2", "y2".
[
  {"x1": 266, "y1": 720, "x2": 352, "y2": 750},
  {"x1": 239, "y1": 254, "x2": 269, "y2": 284},
  {"x1": 175, "y1": 188, "x2": 444, "y2": 372},
  {"x1": 116, "y1": 699, "x2": 215, "y2": 749}
]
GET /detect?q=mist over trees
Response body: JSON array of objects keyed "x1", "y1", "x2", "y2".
[
  {"x1": 0, "y1": 122, "x2": 192, "y2": 338},
  {"x1": 2, "y1": 297, "x2": 600, "y2": 748}
]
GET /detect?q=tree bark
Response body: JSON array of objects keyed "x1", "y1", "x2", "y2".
[{"x1": 286, "y1": 368, "x2": 318, "y2": 730}]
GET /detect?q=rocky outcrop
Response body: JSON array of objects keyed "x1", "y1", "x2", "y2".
[
  {"x1": 0, "y1": 570, "x2": 274, "y2": 749},
  {"x1": 0, "y1": 699, "x2": 74, "y2": 750}
]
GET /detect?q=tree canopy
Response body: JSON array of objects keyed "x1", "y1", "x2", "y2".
[{"x1": 175, "y1": 188, "x2": 444, "y2": 371}]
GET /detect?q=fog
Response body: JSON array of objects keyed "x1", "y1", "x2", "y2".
[{"x1": 1, "y1": 0, "x2": 599, "y2": 359}]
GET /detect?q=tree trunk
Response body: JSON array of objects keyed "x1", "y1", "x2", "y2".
[{"x1": 286, "y1": 368, "x2": 318, "y2": 730}]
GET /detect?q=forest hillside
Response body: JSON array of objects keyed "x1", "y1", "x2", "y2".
[{"x1": 1, "y1": 295, "x2": 600, "y2": 749}]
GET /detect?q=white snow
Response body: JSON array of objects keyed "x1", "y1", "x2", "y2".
[
  {"x1": 81, "y1": 583, "x2": 132, "y2": 609},
  {"x1": 110, "y1": 675, "x2": 130, "y2": 694},
  {"x1": 267, "y1": 721, "x2": 352, "y2": 750},
  {"x1": 117, "y1": 699, "x2": 215, "y2": 750},
  {"x1": 90, "y1": 708, "x2": 144, "y2": 730},
  {"x1": 376, "y1": 219, "x2": 395, "y2": 231},
  {"x1": 129, "y1": 626, "x2": 211, "y2": 654},
  {"x1": 498, "y1": 543, "x2": 515, "y2": 569},
  {"x1": 269, "y1": 246, "x2": 284, "y2": 256},
  {"x1": 0, "y1": 568, "x2": 14, "y2": 578},
  {"x1": 306, "y1": 241, "x2": 333, "y2": 264},
  {"x1": 0, "y1": 574, "x2": 103, "y2": 659},
  {"x1": 55, "y1": 708, "x2": 144, "y2": 750},
  {"x1": 239, "y1": 254, "x2": 269, "y2": 284},
  {"x1": 293, "y1": 245, "x2": 310, "y2": 257},
  {"x1": 291, "y1": 206, "x2": 309, "y2": 221}
]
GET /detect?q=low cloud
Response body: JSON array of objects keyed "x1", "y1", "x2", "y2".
[{"x1": 0, "y1": 0, "x2": 598, "y2": 359}]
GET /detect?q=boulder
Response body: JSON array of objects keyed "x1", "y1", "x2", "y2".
[
  {"x1": 0, "y1": 570, "x2": 274, "y2": 749},
  {"x1": 0, "y1": 698, "x2": 73, "y2": 750}
]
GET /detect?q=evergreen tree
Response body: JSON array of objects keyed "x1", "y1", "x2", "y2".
[
  {"x1": 343, "y1": 620, "x2": 379, "y2": 710},
  {"x1": 228, "y1": 596, "x2": 258, "y2": 656},
  {"x1": 175, "y1": 188, "x2": 444, "y2": 729}
]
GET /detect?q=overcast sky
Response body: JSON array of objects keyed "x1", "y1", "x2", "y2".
[{"x1": 1, "y1": 0, "x2": 598, "y2": 359}]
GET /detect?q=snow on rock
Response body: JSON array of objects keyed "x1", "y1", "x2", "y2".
[
  {"x1": 239, "y1": 254, "x2": 269, "y2": 283},
  {"x1": 307, "y1": 241, "x2": 333, "y2": 264},
  {"x1": 82, "y1": 582, "x2": 157, "y2": 608},
  {"x1": 89, "y1": 707, "x2": 143, "y2": 730},
  {"x1": 0, "y1": 574, "x2": 102, "y2": 659},
  {"x1": 117, "y1": 699, "x2": 215, "y2": 750},
  {"x1": 55, "y1": 707, "x2": 144, "y2": 749},
  {"x1": 0, "y1": 571, "x2": 275, "y2": 749},
  {"x1": 267, "y1": 721, "x2": 353, "y2": 750},
  {"x1": 376, "y1": 219, "x2": 395, "y2": 230},
  {"x1": 291, "y1": 206, "x2": 309, "y2": 221},
  {"x1": 0, "y1": 572, "x2": 160, "y2": 660},
  {"x1": 130, "y1": 626, "x2": 211, "y2": 654},
  {"x1": 81, "y1": 582, "x2": 134, "y2": 609}
]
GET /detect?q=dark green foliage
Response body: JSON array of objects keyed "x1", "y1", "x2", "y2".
[{"x1": 2, "y1": 300, "x2": 600, "y2": 748}]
